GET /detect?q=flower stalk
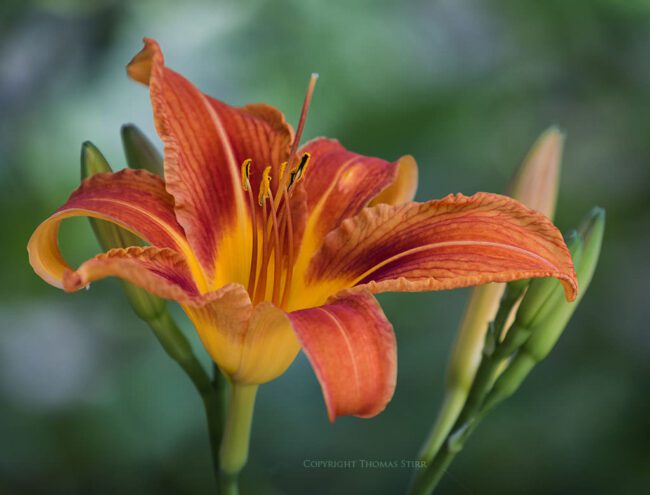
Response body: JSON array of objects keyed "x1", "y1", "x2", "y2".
[
  {"x1": 81, "y1": 139, "x2": 228, "y2": 489},
  {"x1": 219, "y1": 384, "x2": 258, "y2": 495},
  {"x1": 409, "y1": 208, "x2": 604, "y2": 495},
  {"x1": 418, "y1": 127, "x2": 564, "y2": 463}
]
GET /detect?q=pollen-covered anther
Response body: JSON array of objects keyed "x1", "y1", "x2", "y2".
[
  {"x1": 288, "y1": 152, "x2": 311, "y2": 189},
  {"x1": 258, "y1": 166, "x2": 272, "y2": 206},
  {"x1": 241, "y1": 158, "x2": 252, "y2": 191}
]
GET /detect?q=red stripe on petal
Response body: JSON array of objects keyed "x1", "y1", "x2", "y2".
[
  {"x1": 62, "y1": 246, "x2": 199, "y2": 300},
  {"x1": 299, "y1": 138, "x2": 400, "y2": 242},
  {"x1": 63, "y1": 169, "x2": 184, "y2": 248},
  {"x1": 307, "y1": 193, "x2": 578, "y2": 302},
  {"x1": 128, "y1": 39, "x2": 293, "y2": 286},
  {"x1": 288, "y1": 292, "x2": 397, "y2": 421},
  {"x1": 211, "y1": 101, "x2": 293, "y2": 196},
  {"x1": 27, "y1": 169, "x2": 198, "y2": 289}
]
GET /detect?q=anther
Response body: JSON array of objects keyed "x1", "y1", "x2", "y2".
[
  {"x1": 241, "y1": 159, "x2": 252, "y2": 191},
  {"x1": 258, "y1": 166, "x2": 272, "y2": 206},
  {"x1": 288, "y1": 152, "x2": 311, "y2": 189}
]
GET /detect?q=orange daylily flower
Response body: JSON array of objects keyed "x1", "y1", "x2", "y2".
[{"x1": 27, "y1": 39, "x2": 577, "y2": 421}]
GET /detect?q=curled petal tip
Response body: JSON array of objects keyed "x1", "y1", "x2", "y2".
[
  {"x1": 563, "y1": 274, "x2": 578, "y2": 302},
  {"x1": 127, "y1": 38, "x2": 161, "y2": 85},
  {"x1": 62, "y1": 269, "x2": 84, "y2": 292}
]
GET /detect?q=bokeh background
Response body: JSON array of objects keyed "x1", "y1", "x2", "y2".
[{"x1": 1, "y1": 1, "x2": 649, "y2": 494}]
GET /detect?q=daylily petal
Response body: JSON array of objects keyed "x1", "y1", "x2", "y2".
[
  {"x1": 214, "y1": 101, "x2": 294, "y2": 196},
  {"x1": 302, "y1": 193, "x2": 578, "y2": 307},
  {"x1": 232, "y1": 302, "x2": 301, "y2": 384},
  {"x1": 287, "y1": 291, "x2": 396, "y2": 421},
  {"x1": 293, "y1": 138, "x2": 406, "y2": 278},
  {"x1": 182, "y1": 284, "x2": 254, "y2": 377},
  {"x1": 298, "y1": 138, "x2": 401, "y2": 241},
  {"x1": 27, "y1": 169, "x2": 203, "y2": 289},
  {"x1": 127, "y1": 38, "x2": 293, "y2": 287},
  {"x1": 184, "y1": 291, "x2": 301, "y2": 384},
  {"x1": 369, "y1": 154, "x2": 418, "y2": 206},
  {"x1": 62, "y1": 246, "x2": 199, "y2": 300}
]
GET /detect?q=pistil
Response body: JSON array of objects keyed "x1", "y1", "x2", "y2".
[
  {"x1": 242, "y1": 74, "x2": 318, "y2": 308},
  {"x1": 241, "y1": 160, "x2": 259, "y2": 295},
  {"x1": 274, "y1": 73, "x2": 318, "y2": 209}
]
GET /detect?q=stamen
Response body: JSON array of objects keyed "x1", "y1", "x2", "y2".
[
  {"x1": 280, "y1": 188, "x2": 295, "y2": 309},
  {"x1": 258, "y1": 166, "x2": 272, "y2": 206},
  {"x1": 241, "y1": 158, "x2": 252, "y2": 191},
  {"x1": 241, "y1": 159, "x2": 259, "y2": 294},
  {"x1": 245, "y1": 192, "x2": 258, "y2": 295},
  {"x1": 246, "y1": 74, "x2": 319, "y2": 306},
  {"x1": 253, "y1": 198, "x2": 270, "y2": 303},
  {"x1": 266, "y1": 189, "x2": 283, "y2": 305},
  {"x1": 288, "y1": 152, "x2": 311, "y2": 189}
]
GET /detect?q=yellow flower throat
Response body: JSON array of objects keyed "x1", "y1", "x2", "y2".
[{"x1": 240, "y1": 152, "x2": 311, "y2": 308}]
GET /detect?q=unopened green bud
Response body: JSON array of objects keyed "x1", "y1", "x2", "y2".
[
  {"x1": 81, "y1": 142, "x2": 140, "y2": 251},
  {"x1": 80, "y1": 141, "x2": 166, "y2": 321},
  {"x1": 514, "y1": 231, "x2": 583, "y2": 329},
  {"x1": 81, "y1": 141, "x2": 112, "y2": 176},
  {"x1": 421, "y1": 128, "x2": 566, "y2": 461},
  {"x1": 482, "y1": 208, "x2": 605, "y2": 413},
  {"x1": 521, "y1": 208, "x2": 604, "y2": 362},
  {"x1": 121, "y1": 124, "x2": 163, "y2": 176},
  {"x1": 497, "y1": 232, "x2": 582, "y2": 355}
]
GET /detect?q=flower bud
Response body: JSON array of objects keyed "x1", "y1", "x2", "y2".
[
  {"x1": 513, "y1": 230, "x2": 583, "y2": 329},
  {"x1": 506, "y1": 126, "x2": 564, "y2": 218},
  {"x1": 81, "y1": 141, "x2": 111, "y2": 176},
  {"x1": 422, "y1": 127, "x2": 565, "y2": 459},
  {"x1": 447, "y1": 126, "x2": 565, "y2": 380},
  {"x1": 482, "y1": 208, "x2": 604, "y2": 413},
  {"x1": 121, "y1": 124, "x2": 164, "y2": 176},
  {"x1": 80, "y1": 141, "x2": 165, "y2": 321},
  {"x1": 521, "y1": 207, "x2": 604, "y2": 361}
]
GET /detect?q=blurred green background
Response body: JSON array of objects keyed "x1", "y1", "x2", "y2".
[{"x1": 1, "y1": 0, "x2": 649, "y2": 494}]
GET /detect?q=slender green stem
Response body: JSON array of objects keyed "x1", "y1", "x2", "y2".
[
  {"x1": 145, "y1": 311, "x2": 228, "y2": 491},
  {"x1": 147, "y1": 311, "x2": 213, "y2": 393},
  {"x1": 200, "y1": 367, "x2": 228, "y2": 485},
  {"x1": 219, "y1": 383, "x2": 258, "y2": 495},
  {"x1": 412, "y1": 442, "x2": 457, "y2": 493},
  {"x1": 410, "y1": 361, "x2": 494, "y2": 495},
  {"x1": 410, "y1": 284, "x2": 526, "y2": 495},
  {"x1": 418, "y1": 387, "x2": 467, "y2": 462}
]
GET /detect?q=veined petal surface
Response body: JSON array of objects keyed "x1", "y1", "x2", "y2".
[
  {"x1": 63, "y1": 246, "x2": 199, "y2": 300},
  {"x1": 27, "y1": 169, "x2": 202, "y2": 289},
  {"x1": 287, "y1": 292, "x2": 396, "y2": 421},
  {"x1": 302, "y1": 193, "x2": 577, "y2": 307},
  {"x1": 128, "y1": 38, "x2": 293, "y2": 288}
]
